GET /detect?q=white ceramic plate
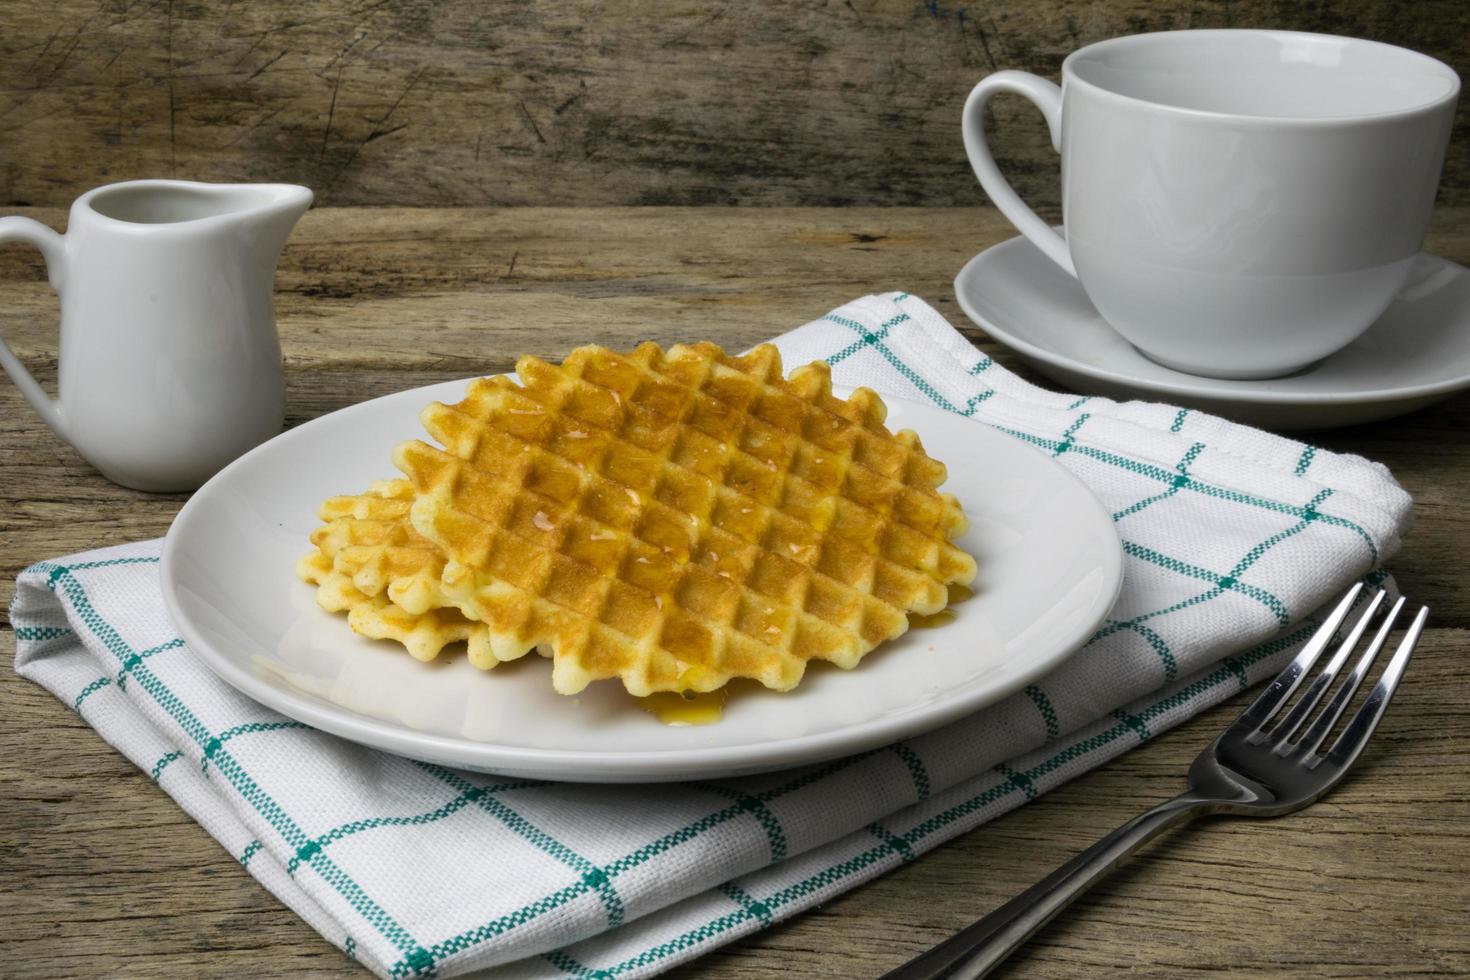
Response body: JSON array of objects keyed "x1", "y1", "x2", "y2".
[
  {"x1": 956, "y1": 232, "x2": 1470, "y2": 430},
  {"x1": 162, "y1": 379, "x2": 1122, "y2": 783}
]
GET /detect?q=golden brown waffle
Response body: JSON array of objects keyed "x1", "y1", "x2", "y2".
[
  {"x1": 297, "y1": 480, "x2": 500, "y2": 665},
  {"x1": 392, "y1": 342, "x2": 976, "y2": 697}
]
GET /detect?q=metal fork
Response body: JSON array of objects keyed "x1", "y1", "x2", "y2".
[{"x1": 882, "y1": 584, "x2": 1428, "y2": 980}]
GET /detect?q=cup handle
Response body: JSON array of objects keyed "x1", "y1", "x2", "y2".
[
  {"x1": 0, "y1": 216, "x2": 69, "y2": 440},
  {"x1": 962, "y1": 70, "x2": 1076, "y2": 277}
]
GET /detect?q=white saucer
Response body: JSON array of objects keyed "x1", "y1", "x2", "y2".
[
  {"x1": 955, "y1": 234, "x2": 1470, "y2": 430},
  {"x1": 161, "y1": 379, "x2": 1122, "y2": 783}
]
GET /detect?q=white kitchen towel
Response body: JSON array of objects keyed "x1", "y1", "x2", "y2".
[{"x1": 11, "y1": 292, "x2": 1411, "y2": 979}]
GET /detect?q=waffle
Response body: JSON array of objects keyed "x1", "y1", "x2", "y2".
[
  {"x1": 297, "y1": 480, "x2": 500, "y2": 666},
  {"x1": 391, "y1": 342, "x2": 976, "y2": 697}
]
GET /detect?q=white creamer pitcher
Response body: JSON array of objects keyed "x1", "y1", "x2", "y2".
[{"x1": 0, "y1": 179, "x2": 312, "y2": 491}]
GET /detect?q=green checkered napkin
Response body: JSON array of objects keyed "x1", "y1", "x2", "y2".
[{"x1": 12, "y1": 292, "x2": 1411, "y2": 979}]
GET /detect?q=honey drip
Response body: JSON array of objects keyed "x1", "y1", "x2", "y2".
[
  {"x1": 638, "y1": 689, "x2": 728, "y2": 726},
  {"x1": 908, "y1": 582, "x2": 975, "y2": 630}
]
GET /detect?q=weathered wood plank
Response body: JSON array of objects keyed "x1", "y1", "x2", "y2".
[
  {"x1": 2, "y1": 207, "x2": 1467, "y2": 627},
  {"x1": 2, "y1": 627, "x2": 1464, "y2": 978},
  {"x1": 2, "y1": 206, "x2": 1468, "y2": 977},
  {"x1": 672, "y1": 624, "x2": 1470, "y2": 979},
  {"x1": 0, "y1": 1, "x2": 1466, "y2": 210},
  {"x1": 1, "y1": 206, "x2": 1465, "y2": 368}
]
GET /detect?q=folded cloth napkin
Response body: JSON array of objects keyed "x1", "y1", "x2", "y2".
[{"x1": 12, "y1": 292, "x2": 1411, "y2": 979}]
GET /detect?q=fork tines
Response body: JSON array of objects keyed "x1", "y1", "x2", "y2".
[{"x1": 1241, "y1": 583, "x2": 1428, "y2": 767}]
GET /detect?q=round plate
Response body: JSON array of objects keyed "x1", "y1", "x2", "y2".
[
  {"x1": 162, "y1": 378, "x2": 1122, "y2": 782},
  {"x1": 955, "y1": 232, "x2": 1470, "y2": 430}
]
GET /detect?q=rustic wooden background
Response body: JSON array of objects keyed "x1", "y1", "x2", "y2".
[
  {"x1": 2, "y1": 206, "x2": 1468, "y2": 978},
  {"x1": 3, "y1": 2, "x2": 1470, "y2": 977},
  {"x1": 1, "y1": 0, "x2": 1466, "y2": 212}
]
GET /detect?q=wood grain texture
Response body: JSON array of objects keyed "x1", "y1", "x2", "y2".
[
  {"x1": 0, "y1": 0, "x2": 1466, "y2": 210},
  {"x1": 2, "y1": 206, "x2": 1468, "y2": 626},
  {"x1": 1, "y1": 206, "x2": 1468, "y2": 978},
  {"x1": 2, "y1": 629, "x2": 1465, "y2": 979},
  {"x1": 670, "y1": 632, "x2": 1470, "y2": 979}
]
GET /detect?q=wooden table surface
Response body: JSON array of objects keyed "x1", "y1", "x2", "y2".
[{"x1": 2, "y1": 206, "x2": 1467, "y2": 978}]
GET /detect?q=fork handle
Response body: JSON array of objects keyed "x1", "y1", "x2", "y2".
[{"x1": 880, "y1": 792, "x2": 1210, "y2": 980}]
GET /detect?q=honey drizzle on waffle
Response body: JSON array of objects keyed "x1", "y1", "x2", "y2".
[{"x1": 393, "y1": 342, "x2": 975, "y2": 697}]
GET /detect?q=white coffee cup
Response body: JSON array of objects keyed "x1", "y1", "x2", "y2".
[{"x1": 964, "y1": 30, "x2": 1459, "y2": 379}]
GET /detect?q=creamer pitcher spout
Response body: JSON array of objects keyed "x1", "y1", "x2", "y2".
[{"x1": 242, "y1": 183, "x2": 313, "y2": 267}]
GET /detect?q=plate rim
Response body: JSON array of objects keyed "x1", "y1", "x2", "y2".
[
  {"x1": 954, "y1": 235, "x2": 1470, "y2": 407},
  {"x1": 161, "y1": 377, "x2": 1124, "y2": 781}
]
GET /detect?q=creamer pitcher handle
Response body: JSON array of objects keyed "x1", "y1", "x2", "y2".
[
  {"x1": 962, "y1": 71, "x2": 1076, "y2": 277},
  {"x1": 0, "y1": 216, "x2": 68, "y2": 439}
]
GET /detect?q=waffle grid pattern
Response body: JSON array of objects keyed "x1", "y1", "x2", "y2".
[
  {"x1": 298, "y1": 480, "x2": 488, "y2": 661},
  {"x1": 392, "y1": 342, "x2": 974, "y2": 696}
]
